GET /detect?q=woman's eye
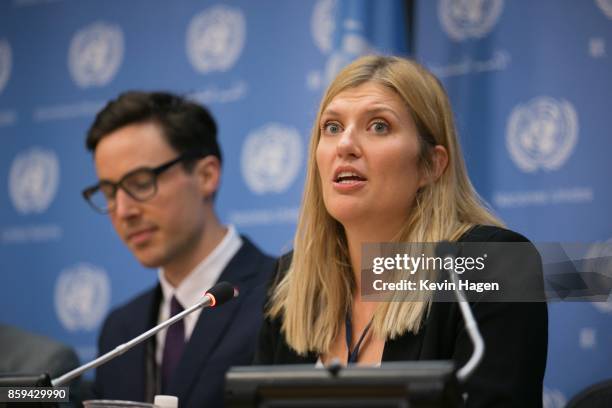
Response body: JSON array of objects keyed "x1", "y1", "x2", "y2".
[
  {"x1": 370, "y1": 121, "x2": 389, "y2": 134},
  {"x1": 323, "y1": 122, "x2": 342, "y2": 134}
]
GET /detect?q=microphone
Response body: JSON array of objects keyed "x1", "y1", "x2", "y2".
[
  {"x1": 205, "y1": 281, "x2": 238, "y2": 307},
  {"x1": 51, "y1": 281, "x2": 238, "y2": 387},
  {"x1": 435, "y1": 241, "x2": 485, "y2": 383}
]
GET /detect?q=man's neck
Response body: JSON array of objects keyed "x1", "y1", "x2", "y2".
[{"x1": 163, "y1": 219, "x2": 228, "y2": 288}]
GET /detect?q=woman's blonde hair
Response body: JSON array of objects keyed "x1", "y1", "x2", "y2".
[{"x1": 268, "y1": 55, "x2": 502, "y2": 355}]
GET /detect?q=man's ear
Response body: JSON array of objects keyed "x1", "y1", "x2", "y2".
[
  {"x1": 419, "y1": 145, "x2": 449, "y2": 188},
  {"x1": 193, "y1": 156, "x2": 221, "y2": 199}
]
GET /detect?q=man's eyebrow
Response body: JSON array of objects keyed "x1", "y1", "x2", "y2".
[{"x1": 97, "y1": 165, "x2": 149, "y2": 184}]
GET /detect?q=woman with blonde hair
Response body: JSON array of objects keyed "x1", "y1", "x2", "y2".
[{"x1": 254, "y1": 55, "x2": 547, "y2": 407}]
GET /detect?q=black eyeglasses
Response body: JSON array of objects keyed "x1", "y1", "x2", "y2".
[{"x1": 82, "y1": 151, "x2": 206, "y2": 213}]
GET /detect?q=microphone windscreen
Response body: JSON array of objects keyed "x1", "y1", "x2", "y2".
[{"x1": 206, "y1": 281, "x2": 237, "y2": 306}]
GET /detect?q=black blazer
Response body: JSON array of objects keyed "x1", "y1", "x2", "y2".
[
  {"x1": 94, "y1": 237, "x2": 275, "y2": 408},
  {"x1": 254, "y1": 226, "x2": 548, "y2": 408}
]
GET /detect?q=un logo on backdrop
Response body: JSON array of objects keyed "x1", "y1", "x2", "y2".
[
  {"x1": 186, "y1": 5, "x2": 246, "y2": 74},
  {"x1": 312, "y1": 0, "x2": 337, "y2": 54},
  {"x1": 308, "y1": 0, "x2": 373, "y2": 90},
  {"x1": 0, "y1": 38, "x2": 11, "y2": 94},
  {"x1": 68, "y1": 21, "x2": 124, "y2": 88},
  {"x1": 596, "y1": 0, "x2": 612, "y2": 19},
  {"x1": 506, "y1": 97, "x2": 578, "y2": 173},
  {"x1": 241, "y1": 123, "x2": 303, "y2": 194},
  {"x1": 9, "y1": 147, "x2": 60, "y2": 214},
  {"x1": 439, "y1": 0, "x2": 504, "y2": 41},
  {"x1": 542, "y1": 387, "x2": 566, "y2": 408},
  {"x1": 55, "y1": 263, "x2": 110, "y2": 331}
]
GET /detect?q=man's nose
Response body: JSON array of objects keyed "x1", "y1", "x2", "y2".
[{"x1": 113, "y1": 188, "x2": 141, "y2": 219}]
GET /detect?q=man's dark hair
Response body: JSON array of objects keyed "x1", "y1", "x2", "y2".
[{"x1": 86, "y1": 91, "x2": 222, "y2": 167}]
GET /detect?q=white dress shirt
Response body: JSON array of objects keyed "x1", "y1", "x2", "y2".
[{"x1": 155, "y1": 225, "x2": 242, "y2": 366}]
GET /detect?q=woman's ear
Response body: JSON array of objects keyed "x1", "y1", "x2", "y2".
[
  {"x1": 193, "y1": 156, "x2": 221, "y2": 199},
  {"x1": 431, "y1": 145, "x2": 449, "y2": 181},
  {"x1": 419, "y1": 145, "x2": 449, "y2": 188}
]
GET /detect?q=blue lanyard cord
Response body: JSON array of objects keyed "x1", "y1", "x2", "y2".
[{"x1": 345, "y1": 313, "x2": 374, "y2": 364}]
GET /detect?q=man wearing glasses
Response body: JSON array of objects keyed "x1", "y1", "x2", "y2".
[{"x1": 82, "y1": 91, "x2": 275, "y2": 407}]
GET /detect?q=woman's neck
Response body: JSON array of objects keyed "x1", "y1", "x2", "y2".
[{"x1": 344, "y1": 222, "x2": 403, "y2": 302}]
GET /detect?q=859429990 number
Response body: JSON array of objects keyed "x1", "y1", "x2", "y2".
[{"x1": 0, "y1": 387, "x2": 69, "y2": 402}]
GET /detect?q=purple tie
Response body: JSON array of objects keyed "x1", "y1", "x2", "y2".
[{"x1": 161, "y1": 296, "x2": 185, "y2": 392}]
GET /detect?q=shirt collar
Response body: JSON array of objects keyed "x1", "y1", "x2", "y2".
[{"x1": 158, "y1": 225, "x2": 242, "y2": 309}]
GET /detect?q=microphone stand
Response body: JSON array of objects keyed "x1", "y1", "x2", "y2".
[
  {"x1": 51, "y1": 294, "x2": 215, "y2": 387},
  {"x1": 445, "y1": 264, "x2": 485, "y2": 382}
]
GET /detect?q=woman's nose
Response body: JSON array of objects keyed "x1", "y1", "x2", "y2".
[{"x1": 336, "y1": 126, "x2": 362, "y2": 159}]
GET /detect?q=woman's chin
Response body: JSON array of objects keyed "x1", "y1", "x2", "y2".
[{"x1": 326, "y1": 205, "x2": 369, "y2": 227}]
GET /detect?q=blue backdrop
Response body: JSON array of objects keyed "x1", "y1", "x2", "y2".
[
  {"x1": 0, "y1": 1, "x2": 610, "y2": 406},
  {"x1": 414, "y1": 1, "x2": 612, "y2": 406}
]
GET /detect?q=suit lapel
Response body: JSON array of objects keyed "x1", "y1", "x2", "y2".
[
  {"x1": 146, "y1": 290, "x2": 163, "y2": 400},
  {"x1": 121, "y1": 286, "x2": 161, "y2": 402},
  {"x1": 168, "y1": 238, "x2": 262, "y2": 401}
]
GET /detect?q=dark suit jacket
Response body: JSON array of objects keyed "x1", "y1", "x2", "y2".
[
  {"x1": 94, "y1": 236, "x2": 275, "y2": 408},
  {"x1": 254, "y1": 226, "x2": 548, "y2": 408}
]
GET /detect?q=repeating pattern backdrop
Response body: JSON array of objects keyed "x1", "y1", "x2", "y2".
[{"x1": 0, "y1": 0, "x2": 609, "y2": 406}]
